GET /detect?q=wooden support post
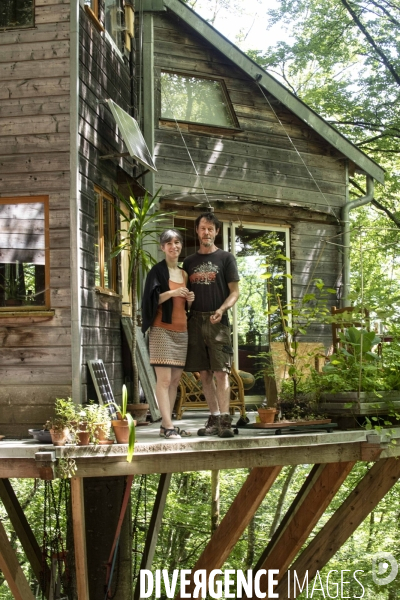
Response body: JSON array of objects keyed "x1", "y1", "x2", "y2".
[
  {"x1": 211, "y1": 470, "x2": 220, "y2": 532},
  {"x1": 134, "y1": 473, "x2": 171, "y2": 600},
  {"x1": 0, "y1": 478, "x2": 50, "y2": 595},
  {"x1": 71, "y1": 477, "x2": 90, "y2": 600},
  {"x1": 174, "y1": 466, "x2": 282, "y2": 600},
  {"x1": 0, "y1": 517, "x2": 35, "y2": 600},
  {"x1": 249, "y1": 461, "x2": 355, "y2": 598},
  {"x1": 276, "y1": 457, "x2": 400, "y2": 599}
]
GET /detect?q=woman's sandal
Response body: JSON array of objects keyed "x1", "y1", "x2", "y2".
[
  {"x1": 179, "y1": 429, "x2": 192, "y2": 437},
  {"x1": 160, "y1": 425, "x2": 181, "y2": 437},
  {"x1": 163, "y1": 428, "x2": 181, "y2": 439}
]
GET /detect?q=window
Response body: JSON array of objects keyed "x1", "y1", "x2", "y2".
[
  {"x1": 94, "y1": 187, "x2": 117, "y2": 292},
  {"x1": 0, "y1": 0, "x2": 34, "y2": 29},
  {"x1": 104, "y1": 0, "x2": 125, "y2": 51},
  {"x1": 160, "y1": 72, "x2": 238, "y2": 128},
  {"x1": 0, "y1": 197, "x2": 50, "y2": 310}
]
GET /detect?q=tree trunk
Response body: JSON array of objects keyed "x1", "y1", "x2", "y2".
[
  {"x1": 131, "y1": 264, "x2": 140, "y2": 403},
  {"x1": 84, "y1": 477, "x2": 132, "y2": 600}
]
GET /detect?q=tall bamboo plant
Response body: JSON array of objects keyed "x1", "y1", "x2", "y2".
[{"x1": 111, "y1": 188, "x2": 172, "y2": 403}]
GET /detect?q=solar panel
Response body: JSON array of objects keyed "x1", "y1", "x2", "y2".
[{"x1": 106, "y1": 99, "x2": 157, "y2": 173}]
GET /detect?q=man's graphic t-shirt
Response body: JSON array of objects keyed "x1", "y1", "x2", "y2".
[{"x1": 183, "y1": 249, "x2": 239, "y2": 313}]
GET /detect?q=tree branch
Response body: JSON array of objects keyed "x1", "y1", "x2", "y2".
[
  {"x1": 339, "y1": 0, "x2": 400, "y2": 87},
  {"x1": 349, "y1": 178, "x2": 400, "y2": 229}
]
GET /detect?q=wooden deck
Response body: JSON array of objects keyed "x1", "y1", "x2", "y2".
[{"x1": 0, "y1": 413, "x2": 397, "y2": 479}]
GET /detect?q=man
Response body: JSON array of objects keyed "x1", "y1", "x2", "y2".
[{"x1": 183, "y1": 213, "x2": 240, "y2": 438}]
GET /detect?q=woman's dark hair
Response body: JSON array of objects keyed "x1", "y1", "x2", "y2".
[
  {"x1": 195, "y1": 212, "x2": 221, "y2": 231},
  {"x1": 159, "y1": 228, "x2": 183, "y2": 246}
]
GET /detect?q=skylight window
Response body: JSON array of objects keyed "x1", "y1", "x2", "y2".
[{"x1": 160, "y1": 72, "x2": 238, "y2": 129}]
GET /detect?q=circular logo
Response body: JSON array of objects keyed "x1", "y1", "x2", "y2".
[{"x1": 372, "y1": 553, "x2": 398, "y2": 585}]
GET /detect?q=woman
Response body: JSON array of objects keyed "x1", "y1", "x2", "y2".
[{"x1": 141, "y1": 229, "x2": 194, "y2": 438}]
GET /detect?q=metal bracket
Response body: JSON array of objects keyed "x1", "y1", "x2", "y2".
[{"x1": 35, "y1": 451, "x2": 56, "y2": 480}]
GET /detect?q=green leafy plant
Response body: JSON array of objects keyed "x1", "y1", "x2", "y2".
[
  {"x1": 111, "y1": 188, "x2": 173, "y2": 403},
  {"x1": 45, "y1": 397, "x2": 77, "y2": 432},
  {"x1": 107, "y1": 385, "x2": 135, "y2": 462},
  {"x1": 83, "y1": 402, "x2": 111, "y2": 443},
  {"x1": 319, "y1": 327, "x2": 385, "y2": 394}
]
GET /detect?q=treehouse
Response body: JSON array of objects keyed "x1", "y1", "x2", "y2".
[{"x1": 0, "y1": 1, "x2": 393, "y2": 599}]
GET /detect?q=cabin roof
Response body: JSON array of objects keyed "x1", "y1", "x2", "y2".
[{"x1": 149, "y1": 0, "x2": 384, "y2": 184}]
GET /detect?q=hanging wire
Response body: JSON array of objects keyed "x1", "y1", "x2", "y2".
[{"x1": 255, "y1": 81, "x2": 341, "y2": 225}]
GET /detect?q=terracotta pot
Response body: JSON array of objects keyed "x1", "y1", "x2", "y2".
[
  {"x1": 94, "y1": 423, "x2": 111, "y2": 443},
  {"x1": 257, "y1": 408, "x2": 277, "y2": 424},
  {"x1": 112, "y1": 419, "x2": 130, "y2": 444},
  {"x1": 76, "y1": 430, "x2": 90, "y2": 446},
  {"x1": 127, "y1": 403, "x2": 149, "y2": 423},
  {"x1": 50, "y1": 428, "x2": 70, "y2": 446}
]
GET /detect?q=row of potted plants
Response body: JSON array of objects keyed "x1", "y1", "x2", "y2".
[{"x1": 44, "y1": 385, "x2": 136, "y2": 462}]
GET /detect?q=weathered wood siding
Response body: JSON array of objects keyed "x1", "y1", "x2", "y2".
[
  {"x1": 78, "y1": 6, "x2": 134, "y2": 404},
  {"x1": 0, "y1": 0, "x2": 72, "y2": 436},
  {"x1": 153, "y1": 12, "x2": 344, "y2": 346}
]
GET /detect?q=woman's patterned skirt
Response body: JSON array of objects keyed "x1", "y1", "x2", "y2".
[{"x1": 148, "y1": 326, "x2": 188, "y2": 368}]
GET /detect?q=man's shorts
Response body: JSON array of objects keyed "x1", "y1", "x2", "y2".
[{"x1": 185, "y1": 311, "x2": 233, "y2": 373}]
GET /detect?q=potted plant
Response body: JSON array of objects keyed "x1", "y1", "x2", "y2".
[
  {"x1": 318, "y1": 326, "x2": 400, "y2": 424},
  {"x1": 126, "y1": 401, "x2": 149, "y2": 424},
  {"x1": 107, "y1": 385, "x2": 136, "y2": 462},
  {"x1": 111, "y1": 188, "x2": 172, "y2": 403},
  {"x1": 85, "y1": 402, "x2": 112, "y2": 444},
  {"x1": 44, "y1": 397, "x2": 76, "y2": 446}
]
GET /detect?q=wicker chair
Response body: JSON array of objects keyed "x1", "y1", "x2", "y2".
[{"x1": 174, "y1": 365, "x2": 247, "y2": 420}]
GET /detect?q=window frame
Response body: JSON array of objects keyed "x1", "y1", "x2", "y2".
[
  {"x1": 0, "y1": 0, "x2": 35, "y2": 30},
  {"x1": 159, "y1": 69, "x2": 240, "y2": 131},
  {"x1": 0, "y1": 195, "x2": 50, "y2": 312},
  {"x1": 94, "y1": 186, "x2": 117, "y2": 294}
]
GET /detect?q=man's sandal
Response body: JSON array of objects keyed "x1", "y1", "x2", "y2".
[{"x1": 163, "y1": 428, "x2": 181, "y2": 439}]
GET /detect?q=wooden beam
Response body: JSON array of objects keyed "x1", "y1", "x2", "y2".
[
  {"x1": 72, "y1": 440, "x2": 365, "y2": 477},
  {"x1": 0, "y1": 518, "x2": 35, "y2": 600},
  {"x1": 0, "y1": 478, "x2": 50, "y2": 595},
  {"x1": 249, "y1": 461, "x2": 355, "y2": 598},
  {"x1": 134, "y1": 473, "x2": 171, "y2": 600},
  {"x1": 175, "y1": 466, "x2": 282, "y2": 600},
  {"x1": 276, "y1": 457, "x2": 400, "y2": 599},
  {"x1": 71, "y1": 477, "x2": 90, "y2": 600}
]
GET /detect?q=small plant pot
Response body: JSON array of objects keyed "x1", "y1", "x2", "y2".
[
  {"x1": 76, "y1": 430, "x2": 90, "y2": 446},
  {"x1": 93, "y1": 423, "x2": 111, "y2": 443},
  {"x1": 257, "y1": 408, "x2": 277, "y2": 424},
  {"x1": 50, "y1": 428, "x2": 70, "y2": 446},
  {"x1": 127, "y1": 403, "x2": 149, "y2": 424},
  {"x1": 112, "y1": 419, "x2": 131, "y2": 444}
]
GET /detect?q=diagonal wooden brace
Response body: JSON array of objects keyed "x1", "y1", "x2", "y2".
[
  {"x1": 174, "y1": 466, "x2": 282, "y2": 600},
  {"x1": 276, "y1": 457, "x2": 400, "y2": 599},
  {"x1": 247, "y1": 461, "x2": 355, "y2": 599}
]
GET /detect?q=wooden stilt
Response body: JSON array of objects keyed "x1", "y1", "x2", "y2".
[
  {"x1": 0, "y1": 478, "x2": 50, "y2": 596},
  {"x1": 134, "y1": 473, "x2": 171, "y2": 600},
  {"x1": 249, "y1": 461, "x2": 355, "y2": 598},
  {"x1": 0, "y1": 517, "x2": 35, "y2": 600},
  {"x1": 71, "y1": 477, "x2": 90, "y2": 600},
  {"x1": 174, "y1": 466, "x2": 282, "y2": 600},
  {"x1": 276, "y1": 457, "x2": 400, "y2": 599}
]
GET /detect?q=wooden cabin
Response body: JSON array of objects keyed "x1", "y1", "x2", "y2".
[{"x1": 0, "y1": 0, "x2": 385, "y2": 437}]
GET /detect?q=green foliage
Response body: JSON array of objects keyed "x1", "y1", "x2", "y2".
[
  {"x1": 107, "y1": 384, "x2": 136, "y2": 463},
  {"x1": 320, "y1": 326, "x2": 400, "y2": 394},
  {"x1": 44, "y1": 397, "x2": 77, "y2": 431},
  {"x1": 111, "y1": 188, "x2": 172, "y2": 301}
]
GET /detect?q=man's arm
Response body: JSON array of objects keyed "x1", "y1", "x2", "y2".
[{"x1": 210, "y1": 281, "x2": 240, "y2": 324}]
